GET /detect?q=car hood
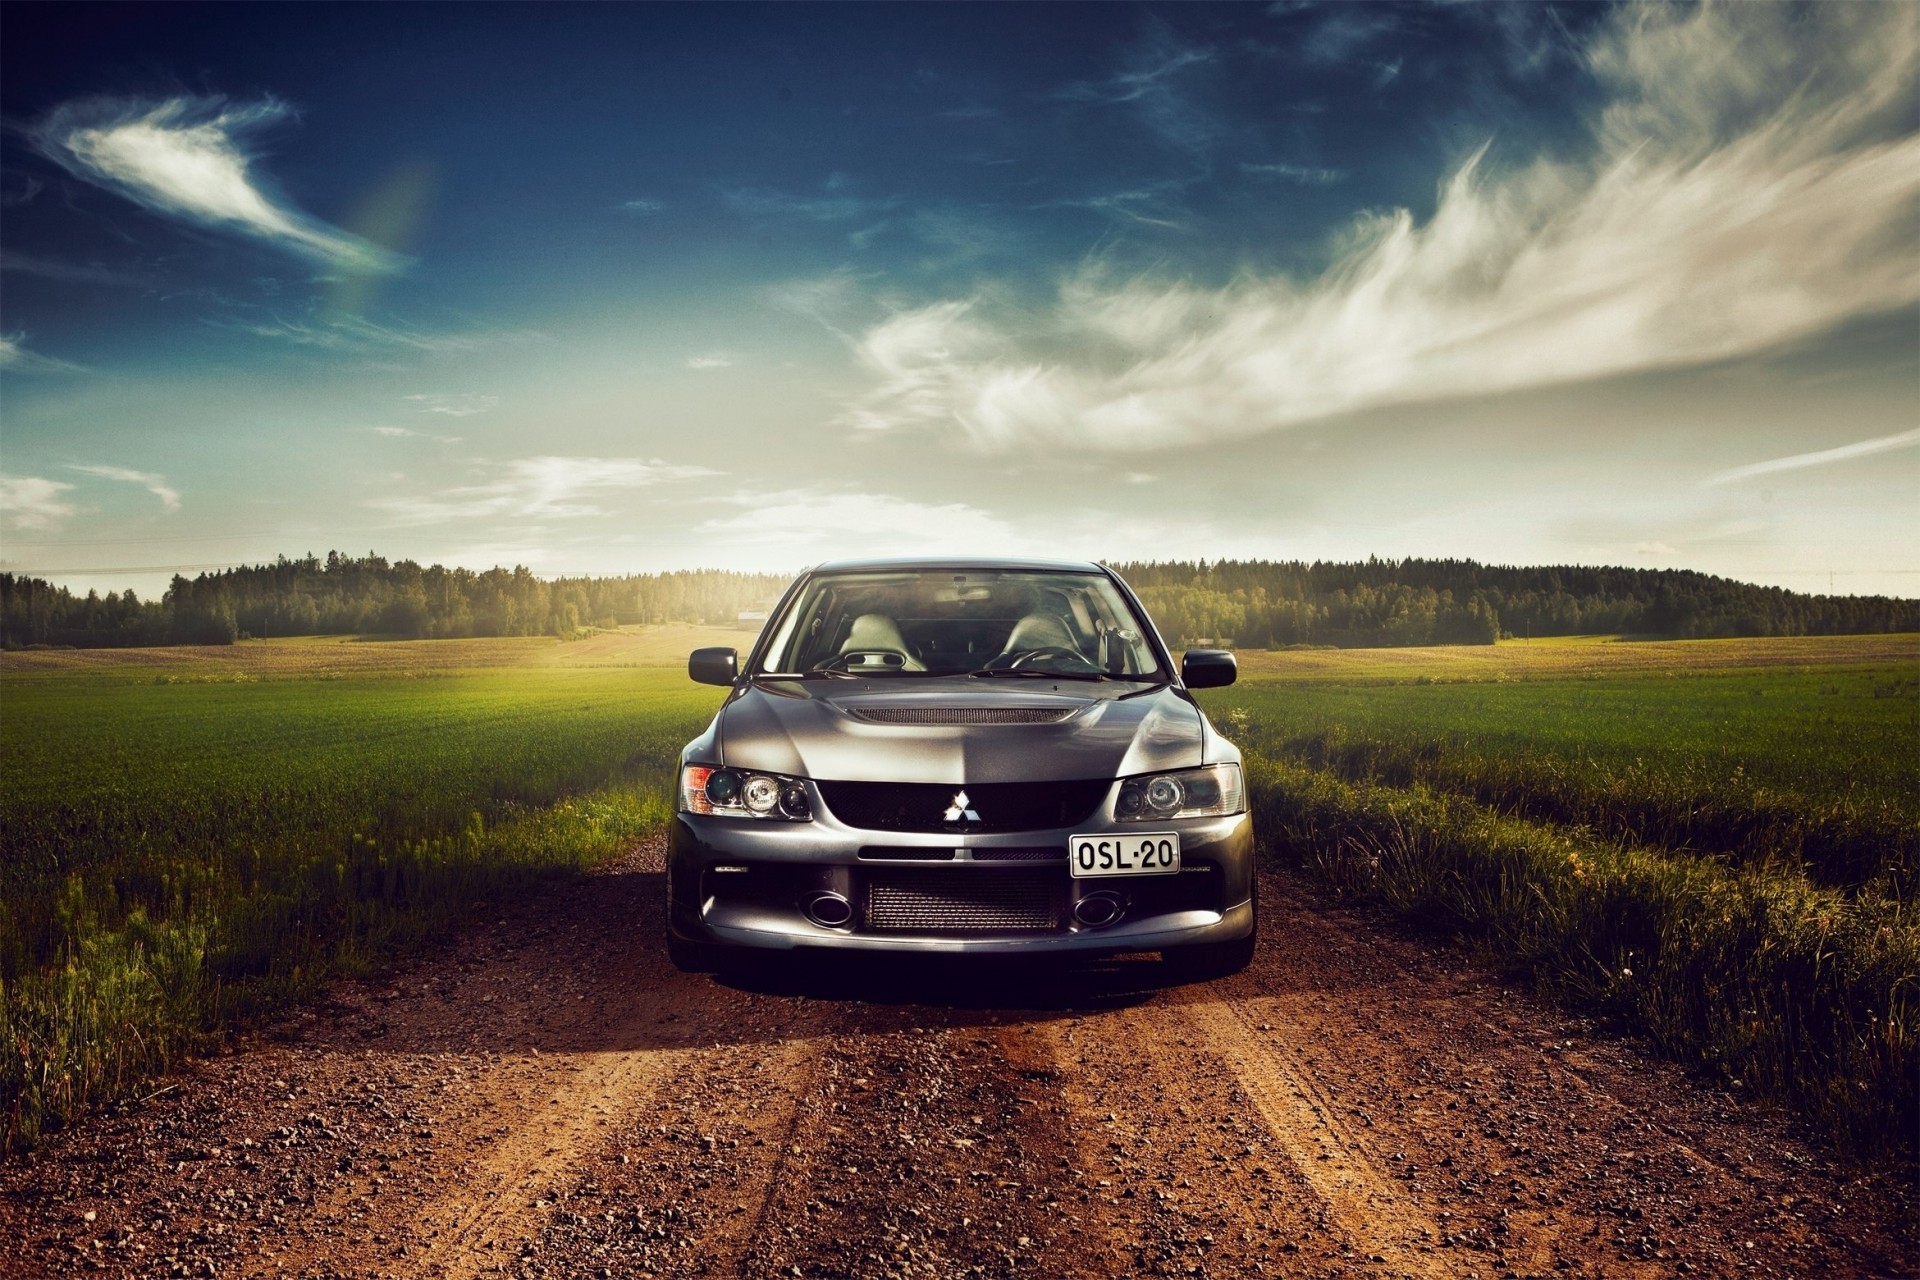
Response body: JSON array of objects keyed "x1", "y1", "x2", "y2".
[{"x1": 716, "y1": 679, "x2": 1209, "y2": 784}]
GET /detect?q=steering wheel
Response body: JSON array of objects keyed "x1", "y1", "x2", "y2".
[{"x1": 1009, "y1": 645, "x2": 1101, "y2": 672}]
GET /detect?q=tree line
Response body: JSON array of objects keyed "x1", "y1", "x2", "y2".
[
  {"x1": 2, "y1": 553, "x2": 1914, "y2": 650},
  {"x1": 1112, "y1": 559, "x2": 1920, "y2": 647},
  {"x1": 0, "y1": 554, "x2": 788, "y2": 648}
]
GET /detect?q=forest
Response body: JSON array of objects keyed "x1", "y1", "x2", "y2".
[{"x1": 2, "y1": 553, "x2": 1914, "y2": 650}]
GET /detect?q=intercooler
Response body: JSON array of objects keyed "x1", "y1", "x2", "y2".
[{"x1": 862, "y1": 867, "x2": 1066, "y2": 932}]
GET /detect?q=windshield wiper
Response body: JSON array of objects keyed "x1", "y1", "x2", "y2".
[{"x1": 968, "y1": 667, "x2": 1110, "y2": 681}]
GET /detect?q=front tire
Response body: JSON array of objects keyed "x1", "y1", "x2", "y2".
[
  {"x1": 1162, "y1": 930, "x2": 1255, "y2": 980},
  {"x1": 1163, "y1": 877, "x2": 1257, "y2": 980},
  {"x1": 666, "y1": 932, "x2": 724, "y2": 973}
]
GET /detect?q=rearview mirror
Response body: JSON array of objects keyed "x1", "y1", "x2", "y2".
[
  {"x1": 689, "y1": 647, "x2": 738, "y2": 686},
  {"x1": 1181, "y1": 648, "x2": 1237, "y2": 689}
]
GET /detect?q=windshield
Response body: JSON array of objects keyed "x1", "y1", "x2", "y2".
[{"x1": 755, "y1": 569, "x2": 1166, "y2": 679}]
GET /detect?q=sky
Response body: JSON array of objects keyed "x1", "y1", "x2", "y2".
[{"x1": 1, "y1": 1, "x2": 1915, "y2": 601}]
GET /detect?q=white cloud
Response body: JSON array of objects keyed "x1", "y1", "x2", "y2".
[
  {"x1": 367, "y1": 425, "x2": 462, "y2": 444},
  {"x1": 0, "y1": 476, "x2": 78, "y2": 530},
  {"x1": 843, "y1": 3, "x2": 1920, "y2": 452},
  {"x1": 1704, "y1": 428, "x2": 1920, "y2": 487},
  {"x1": 372, "y1": 456, "x2": 719, "y2": 526},
  {"x1": 1239, "y1": 162, "x2": 1347, "y2": 185},
  {"x1": 0, "y1": 251, "x2": 151, "y2": 287},
  {"x1": 68, "y1": 465, "x2": 181, "y2": 512},
  {"x1": 722, "y1": 182, "x2": 893, "y2": 223},
  {"x1": 238, "y1": 316, "x2": 545, "y2": 354},
  {"x1": 0, "y1": 333, "x2": 85, "y2": 374},
  {"x1": 32, "y1": 96, "x2": 402, "y2": 273},
  {"x1": 1059, "y1": 43, "x2": 1213, "y2": 106},
  {"x1": 406, "y1": 393, "x2": 500, "y2": 417},
  {"x1": 699, "y1": 489, "x2": 1023, "y2": 556},
  {"x1": 1058, "y1": 29, "x2": 1221, "y2": 158},
  {"x1": 621, "y1": 198, "x2": 665, "y2": 215},
  {"x1": 686, "y1": 353, "x2": 734, "y2": 370}
]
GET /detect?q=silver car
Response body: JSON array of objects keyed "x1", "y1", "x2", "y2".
[{"x1": 665, "y1": 557, "x2": 1254, "y2": 977}]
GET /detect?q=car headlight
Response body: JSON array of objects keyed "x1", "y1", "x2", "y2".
[
  {"x1": 1115, "y1": 763, "x2": 1244, "y2": 820},
  {"x1": 681, "y1": 765, "x2": 814, "y2": 821}
]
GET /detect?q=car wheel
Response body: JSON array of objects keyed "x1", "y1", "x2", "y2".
[
  {"x1": 666, "y1": 931, "x2": 722, "y2": 973},
  {"x1": 1163, "y1": 930, "x2": 1255, "y2": 980},
  {"x1": 1164, "y1": 878, "x2": 1257, "y2": 980}
]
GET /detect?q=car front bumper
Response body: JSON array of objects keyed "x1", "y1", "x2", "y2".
[{"x1": 666, "y1": 799, "x2": 1254, "y2": 958}]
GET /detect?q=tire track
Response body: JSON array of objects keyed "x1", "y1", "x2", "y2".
[
  {"x1": 1174, "y1": 985, "x2": 1451, "y2": 1277},
  {"x1": 6, "y1": 860, "x2": 1915, "y2": 1280},
  {"x1": 1033, "y1": 983, "x2": 1337, "y2": 1277},
  {"x1": 411, "y1": 1041, "x2": 699, "y2": 1278}
]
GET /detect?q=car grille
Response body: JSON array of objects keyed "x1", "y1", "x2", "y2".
[
  {"x1": 844, "y1": 706, "x2": 1076, "y2": 725},
  {"x1": 969, "y1": 846, "x2": 1066, "y2": 862},
  {"x1": 864, "y1": 868, "x2": 1065, "y2": 932},
  {"x1": 856, "y1": 845, "x2": 1065, "y2": 862},
  {"x1": 817, "y1": 779, "x2": 1110, "y2": 834}
]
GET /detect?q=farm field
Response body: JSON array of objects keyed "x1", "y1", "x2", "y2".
[
  {"x1": 1207, "y1": 640, "x2": 1919, "y2": 894},
  {"x1": 3, "y1": 629, "x2": 1916, "y2": 1167},
  {"x1": 1, "y1": 629, "x2": 731, "y2": 1145},
  {"x1": 1199, "y1": 632, "x2": 1919, "y2": 1157}
]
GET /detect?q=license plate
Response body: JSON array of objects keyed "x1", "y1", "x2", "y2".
[{"x1": 1069, "y1": 832, "x2": 1181, "y2": 878}]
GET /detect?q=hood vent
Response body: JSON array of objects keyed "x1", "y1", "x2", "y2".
[{"x1": 845, "y1": 706, "x2": 1075, "y2": 726}]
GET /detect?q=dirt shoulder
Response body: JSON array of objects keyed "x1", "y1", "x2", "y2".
[{"x1": 2, "y1": 841, "x2": 1911, "y2": 1279}]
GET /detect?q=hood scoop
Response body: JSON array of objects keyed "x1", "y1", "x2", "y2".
[{"x1": 843, "y1": 705, "x2": 1077, "y2": 726}]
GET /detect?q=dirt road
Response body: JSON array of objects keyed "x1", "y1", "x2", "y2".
[{"x1": 3, "y1": 840, "x2": 1911, "y2": 1279}]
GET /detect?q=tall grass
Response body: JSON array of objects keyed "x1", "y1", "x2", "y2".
[
  {"x1": 1244, "y1": 758, "x2": 1917, "y2": 1158},
  {"x1": 1212, "y1": 664, "x2": 1919, "y2": 896},
  {"x1": 2, "y1": 664, "x2": 716, "y2": 1148}
]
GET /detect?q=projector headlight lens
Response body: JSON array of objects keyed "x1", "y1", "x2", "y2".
[
  {"x1": 705, "y1": 769, "x2": 742, "y2": 807},
  {"x1": 1143, "y1": 776, "x2": 1185, "y2": 814},
  {"x1": 742, "y1": 774, "x2": 781, "y2": 814},
  {"x1": 1116, "y1": 764, "x2": 1244, "y2": 821},
  {"x1": 680, "y1": 766, "x2": 814, "y2": 821}
]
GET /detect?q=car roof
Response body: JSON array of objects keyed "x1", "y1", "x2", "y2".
[{"x1": 806, "y1": 555, "x2": 1108, "y2": 575}]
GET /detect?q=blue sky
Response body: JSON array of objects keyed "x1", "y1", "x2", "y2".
[{"x1": 2, "y1": 1, "x2": 1915, "y2": 599}]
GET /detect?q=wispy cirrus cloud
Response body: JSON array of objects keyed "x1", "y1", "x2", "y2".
[
  {"x1": 365, "y1": 425, "x2": 462, "y2": 444},
  {"x1": 686, "y1": 353, "x2": 734, "y2": 371},
  {"x1": 405, "y1": 393, "x2": 499, "y2": 417},
  {"x1": 621, "y1": 198, "x2": 665, "y2": 215},
  {"x1": 371, "y1": 456, "x2": 718, "y2": 527},
  {"x1": 234, "y1": 314, "x2": 547, "y2": 354},
  {"x1": 722, "y1": 175, "x2": 894, "y2": 223},
  {"x1": 0, "y1": 333, "x2": 85, "y2": 375},
  {"x1": 0, "y1": 250, "x2": 153, "y2": 287},
  {"x1": 1045, "y1": 183, "x2": 1192, "y2": 230},
  {"x1": 1239, "y1": 162, "x2": 1347, "y2": 185},
  {"x1": 68, "y1": 465, "x2": 181, "y2": 512},
  {"x1": 699, "y1": 488, "x2": 1020, "y2": 556},
  {"x1": 0, "y1": 475, "x2": 78, "y2": 531},
  {"x1": 1058, "y1": 27, "x2": 1222, "y2": 157},
  {"x1": 31, "y1": 95, "x2": 402, "y2": 273},
  {"x1": 841, "y1": 3, "x2": 1920, "y2": 452},
  {"x1": 1704, "y1": 428, "x2": 1920, "y2": 488}
]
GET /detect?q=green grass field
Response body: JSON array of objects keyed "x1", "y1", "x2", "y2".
[
  {"x1": 1, "y1": 629, "x2": 736, "y2": 1145},
  {"x1": 1206, "y1": 642, "x2": 1918, "y2": 894},
  {"x1": 1200, "y1": 633, "x2": 1918, "y2": 1158},
  {"x1": 3, "y1": 629, "x2": 1915, "y2": 1159}
]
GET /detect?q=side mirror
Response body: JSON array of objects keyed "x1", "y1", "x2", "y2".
[
  {"x1": 1181, "y1": 648, "x2": 1237, "y2": 689},
  {"x1": 689, "y1": 646, "x2": 739, "y2": 686}
]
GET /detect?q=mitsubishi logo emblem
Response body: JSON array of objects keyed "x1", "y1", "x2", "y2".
[{"x1": 943, "y1": 789, "x2": 981, "y2": 824}]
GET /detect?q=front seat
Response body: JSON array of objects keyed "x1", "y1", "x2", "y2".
[
  {"x1": 838, "y1": 613, "x2": 926, "y2": 670},
  {"x1": 992, "y1": 612, "x2": 1080, "y2": 665}
]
